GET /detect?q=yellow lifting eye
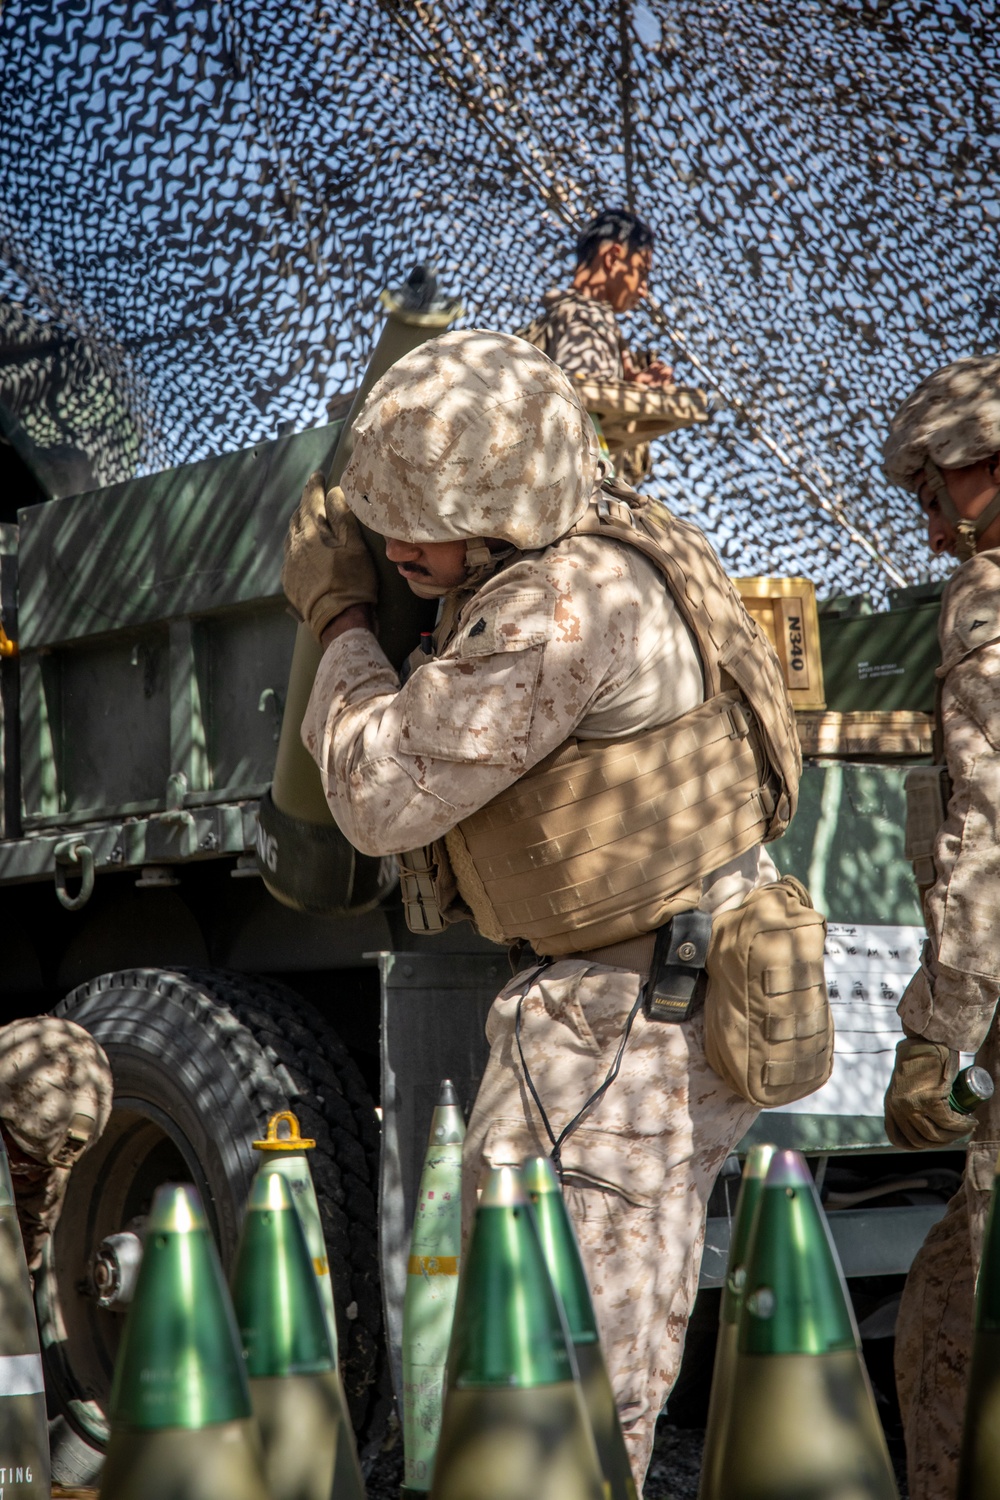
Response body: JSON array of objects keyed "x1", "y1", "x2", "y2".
[{"x1": 252, "y1": 1109, "x2": 316, "y2": 1152}]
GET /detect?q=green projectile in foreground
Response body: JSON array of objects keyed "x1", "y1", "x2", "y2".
[
  {"x1": 719, "y1": 1149, "x2": 898, "y2": 1500},
  {"x1": 521, "y1": 1154, "x2": 637, "y2": 1500},
  {"x1": 402, "y1": 1078, "x2": 466, "y2": 1499},
  {"x1": 98, "y1": 1183, "x2": 269, "y2": 1500},
  {"x1": 231, "y1": 1170, "x2": 345, "y2": 1500},
  {"x1": 0, "y1": 1138, "x2": 50, "y2": 1497},
  {"x1": 253, "y1": 1110, "x2": 367, "y2": 1500},
  {"x1": 698, "y1": 1143, "x2": 776, "y2": 1500},
  {"x1": 430, "y1": 1166, "x2": 604, "y2": 1500},
  {"x1": 957, "y1": 1145, "x2": 1000, "y2": 1499}
]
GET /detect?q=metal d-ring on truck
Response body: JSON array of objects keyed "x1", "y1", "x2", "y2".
[{"x1": 0, "y1": 277, "x2": 960, "y2": 1480}]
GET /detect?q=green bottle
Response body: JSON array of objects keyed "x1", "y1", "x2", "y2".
[
  {"x1": 231, "y1": 1170, "x2": 345, "y2": 1500},
  {"x1": 253, "y1": 1110, "x2": 367, "y2": 1500},
  {"x1": 949, "y1": 1066, "x2": 995, "y2": 1116},
  {"x1": 698, "y1": 1144, "x2": 776, "y2": 1500},
  {"x1": 521, "y1": 1155, "x2": 637, "y2": 1500},
  {"x1": 402, "y1": 1079, "x2": 466, "y2": 1500},
  {"x1": 957, "y1": 1144, "x2": 1000, "y2": 1498},
  {"x1": 99, "y1": 1183, "x2": 269, "y2": 1500},
  {"x1": 720, "y1": 1149, "x2": 898, "y2": 1500},
  {"x1": 430, "y1": 1166, "x2": 604, "y2": 1500},
  {"x1": 0, "y1": 1137, "x2": 50, "y2": 1498}
]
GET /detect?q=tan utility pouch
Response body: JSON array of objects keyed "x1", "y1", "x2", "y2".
[
  {"x1": 397, "y1": 841, "x2": 469, "y2": 934},
  {"x1": 904, "y1": 765, "x2": 950, "y2": 901},
  {"x1": 704, "y1": 875, "x2": 832, "y2": 1108}
]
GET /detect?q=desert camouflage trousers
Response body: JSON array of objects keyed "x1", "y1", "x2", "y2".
[
  {"x1": 463, "y1": 959, "x2": 759, "y2": 1491},
  {"x1": 895, "y1": 1014, "x2": 1000, "y2": 1500}
]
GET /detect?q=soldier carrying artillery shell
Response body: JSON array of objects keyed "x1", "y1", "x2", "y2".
[{"x1": 281, "y1": 328, "x2": 832, "y2": 1491}]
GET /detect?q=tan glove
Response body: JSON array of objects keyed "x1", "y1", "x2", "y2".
[
  {"x1": 883, "y1": 1036, "x2": 968, "y2": 1150},
  {"x1": 281, "y1": 472, "x2": 378, "y2": 641}
]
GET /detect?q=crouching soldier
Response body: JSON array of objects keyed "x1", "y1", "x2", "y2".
[{"x1": 0, "y1": 1017, "x2": 113, "y2": 1270}]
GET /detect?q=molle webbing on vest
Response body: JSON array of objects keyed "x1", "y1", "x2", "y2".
[
  {"x1": 444, "y1": 689, "x2": 776, "y2": 955},
  {"x1": 569, "y1": 491, "x2": 801, "y2": 837}
]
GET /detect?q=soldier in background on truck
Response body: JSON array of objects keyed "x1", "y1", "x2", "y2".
[
  {"x1": 279, "y1": 328, "x2": 823, "y2": 1489},
  {"x1": 0, "y1": 1017, "x2": 113, "y2": 1271},
  {"x1": 520, "y1": 209, "x2": 708, "y2": 484},
  {"x1": 881, "y1": 353, "x2": 1000, "y2": 1500}
]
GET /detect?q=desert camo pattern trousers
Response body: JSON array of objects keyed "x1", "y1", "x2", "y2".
[
  {"x1": 895, "y1": 1016, "x2": 1000, "y2": 1500},
  {"x1": 463, "y1": 959, "x2": 759, "y2": 1492}
]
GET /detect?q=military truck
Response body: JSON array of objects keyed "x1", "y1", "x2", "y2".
[{"x1": 0, "y1": 296, "x2": 959, "y2": 1481}]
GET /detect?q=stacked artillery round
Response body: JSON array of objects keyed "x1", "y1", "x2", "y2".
[{"x1": 402, "y1": 1079, "x2": 466, "y2": 1500}]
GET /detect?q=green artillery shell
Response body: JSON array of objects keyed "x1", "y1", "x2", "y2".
[
  {"x1": 100, "y1": 1182, "x2": 268, "y2": 1500},
  {"x1": 0, "y1": 1140, "x2": 50, "y2": 1497},
  {"x1": 253, "y1": 1110, "x2": 340, "y2": 1355},
  {"x1": 402, "y1": 1079, "x2": 466, "y2": 1498},
  {"x1": 248, "y1": 1122, "x2": 366, "y2": 1500},
  {"x1": 958, "y1": 1146, "x2": 1000, "y2": 1499},
  {"x1": 231, "y1": 1171, "x2": 337, "y2": 1500},
  {"x1": 521, "y1": 1154, "x2": 637, "y2": 1500},
  {"x1": 722, "y1": 1150, "x2": 897, "y2": 1500},
  {"x1": 430, "y1": 1166, "x2": 604, "y2": 1500},
  {"x1": 698, "y1": 1144, "x2": 776, "y2": 1500}
]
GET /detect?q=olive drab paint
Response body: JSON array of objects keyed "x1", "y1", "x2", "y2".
[
  {"x1": 257, "y1": 273, "x2": 460, "y2": 915},
  {"x1": 252, "y1": 1110, "x2": 366, "y2": 1500},
  {"x1": 697, "y1": 1143, "x2": 776, "y2": 1500},
  {"x1": 402, "y1": 1079, "x2": 466, "y2": 1499},
  {"x1": 718, "y1": 1149, "x2": 898, "y2": 1500},
  {"x1": 98, "y1": 1183, "x2": 269, "y2": 1500},
  {"x1": 429, "y1": 1166, "x2": 604, "y2": 1500},
  {"x1": 520, "y1": 1155, "x2": 637, "y2": 1500},
  {"x1": 231, "y1": 1171, "x2": 344, "y2": 1500},
  {"x1": 957, "y1": 1145, "x2": 1000, "y2": 1498},
  {"x1": 0, "y1": 1138, "x2": 50, "y2": 1497}
]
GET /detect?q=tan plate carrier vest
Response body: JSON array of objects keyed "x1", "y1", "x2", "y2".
[{"x1": 399, "y1": 486, "x2": 802, "y2": 956}]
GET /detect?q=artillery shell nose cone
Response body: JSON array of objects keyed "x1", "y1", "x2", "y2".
[
  {"x1": 479, "y1": 1165, "x2": 529, "y2": 1209},
  {"x1": 520, "y1": 1156, "x2": 560, "y2": 1197},
  {"x1": 763, "y1": 1148, "x2": 814, "y2": 1190},
  {"x1": 438, "y1": 1079, "x2": 460, "y2": 1106},
  {"x1": 145, "y1": 1181, "x2": 208, "y2": 1234},
  {"x1": 742, "y1": 1142, "x2": 777, "y2": 1180},
  {"x1": 247, "y1": 1169, "x2": 294, "y2": 1214}
]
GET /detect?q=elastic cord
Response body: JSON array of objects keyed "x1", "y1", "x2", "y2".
[{"x1": 514, "y1": 968, "x2": 644, "y2": 1183}]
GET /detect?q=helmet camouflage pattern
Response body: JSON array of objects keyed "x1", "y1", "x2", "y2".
[
  {"x1": 0, "y1": 1017, "x2": 113, "y2": 1166},
  {"x1": 883, "y1": 354, "x2": 1000, "y2": 490},
  {"x1": 341, "y1": 329, "x2": 602, "y2": 550}
]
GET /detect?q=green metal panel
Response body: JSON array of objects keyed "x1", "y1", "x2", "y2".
[
  {"x1": 17, "y1": 422, "x2": 344, "y2": 647},
  {"x1": 16, "y1": 421, "x2": 330, "y2": 825},
  {"x1": 769, "y1": 762, "x2": 923, "y2": 927},
  {"x1": 820, "y1": 600, "x2": 941, "y2": 712}
]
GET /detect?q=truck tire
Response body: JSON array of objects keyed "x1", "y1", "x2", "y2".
[{"x1": 35, "y1": 967, "x2": 388, "y2": 1485}]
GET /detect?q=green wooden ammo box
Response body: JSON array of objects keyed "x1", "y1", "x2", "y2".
[{"x1": 818, "y1": 582, "x2": 944, "y2": 713}]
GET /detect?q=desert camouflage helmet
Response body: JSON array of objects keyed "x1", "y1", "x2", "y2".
[
  {"x1": 882, "y1": 354, "x2": 1000, "y2": 489},
  {"x1": 0, "y1": 1017, "x2": 113, "y2": 1166},
  {"x1": 340, "y1": 329, "x2": 602, "y2": 554}
]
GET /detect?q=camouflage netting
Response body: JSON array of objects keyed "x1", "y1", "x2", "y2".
[{"x1": 1, "y1": 0, "x2": 998, "y2": 598}]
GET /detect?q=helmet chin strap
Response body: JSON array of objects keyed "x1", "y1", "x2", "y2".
[
  {"x1": 924, "y1": 458, "x2": 1000, "y2": 562},
  {"x1": 402, "y1": 538, "x2": 515, "y2": 600}
]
